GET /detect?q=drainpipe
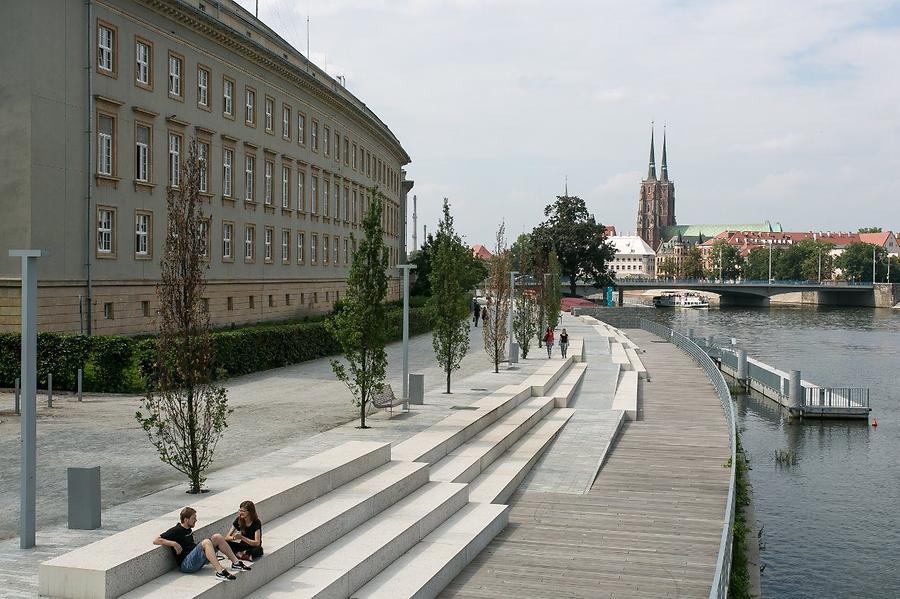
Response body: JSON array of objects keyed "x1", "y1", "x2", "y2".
[{"x1": 84, "y1": 0, "x2": 94, "y2": 335}]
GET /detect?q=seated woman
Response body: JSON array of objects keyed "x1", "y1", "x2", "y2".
[{"x1": 226, "y1": 500, "x2": 264, "y2": 561}]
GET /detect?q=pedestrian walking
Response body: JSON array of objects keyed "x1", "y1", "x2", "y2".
[
  {"x1": 472, "y1": 297, "x2": 480, "y2": 327},
  {"x1": 559, "y1": 328, "x2": 569, "y2": 358},
  {"x1": 481, "y1": 306, "x2": 489, "y2": 327},
  {"x1": 543, "y1": 326, "x2": 554, "y2": 358}
]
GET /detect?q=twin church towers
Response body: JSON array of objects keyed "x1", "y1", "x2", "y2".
[{"x1": 635, "y1": 127, "x2": 676, "y2": 250}]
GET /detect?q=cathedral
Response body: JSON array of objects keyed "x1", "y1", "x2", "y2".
[{"x1": 635, "y1": 128, "x2": 676, "y2": 250}]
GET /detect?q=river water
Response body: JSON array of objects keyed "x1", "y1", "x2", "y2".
[{"x1": 650, "y1": 306, "x2": 900, "y2": 598}]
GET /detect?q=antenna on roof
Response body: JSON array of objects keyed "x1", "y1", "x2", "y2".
[
  {"x1": 255, "y1": 0, "x2": 258, "y2": 18},
  {"x1": 306, "y1": 14, "x2": 310, "y2": 72}
]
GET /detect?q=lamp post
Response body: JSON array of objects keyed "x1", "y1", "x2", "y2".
[
  {"x1": 508, "y1": 270, "x2": 518, "y2": 362},
  {"x1": 398, "y1": 264, "x2": 416, "y2": 410},
  {"x1": 818, "y1": 247, "x2": 822, "y2": 283},
  {"x1": 872, "y1": 246, "x2": 877, "y2": 283},
  {"x1": 768, "y1": 241, "x2": 773, "y2": 284}
]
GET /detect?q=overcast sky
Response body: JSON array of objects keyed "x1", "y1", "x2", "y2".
[{"x1": 237, "y1": 0, "x2": 900, "y2": 249}]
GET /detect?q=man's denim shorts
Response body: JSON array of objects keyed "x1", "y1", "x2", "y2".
[{"x1": 180, "y1": 544, "x2": 208, "y2": 573}]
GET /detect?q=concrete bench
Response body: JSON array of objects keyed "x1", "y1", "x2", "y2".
[
  {"x1": 521, "y1": 357, "x2": 574, "y2": 396},
  {"x1": 549, "y1": 362, "x2": 587, "y2": 408},
  {"x1": 610, "y1": 342, "x2": 631, "y2": 369},
  {"x1": 625, "y1": 347, "x2": 648, "y2": 380},
  {"x1": 39, "y1": 441, "x2": 391, "y2": 599},
  {"x1": 612, "y1": 370, "x2": 639, "y2": 420}
]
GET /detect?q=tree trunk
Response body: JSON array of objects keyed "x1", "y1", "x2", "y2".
[
  {"x1": 187, "y1": 386, "x2": 200, "y2": 494},
  {"x1": 569, "y1": 277, "x2": 577, "y2": 297},
  {"x1": 446, "y1": 354, "x2": 452, "y2": 393},
  {"x1": 359, "y1": 388, "x2": 368, "y2": 429}
]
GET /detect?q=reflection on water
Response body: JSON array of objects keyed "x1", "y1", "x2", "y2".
[{"x1": 653, "y1": 305, "x2": 900, "y2": 599}]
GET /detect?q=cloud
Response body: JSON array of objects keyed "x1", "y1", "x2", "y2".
[{"x1": 593, "y1": 87, "x2": 627, "y2": 103}]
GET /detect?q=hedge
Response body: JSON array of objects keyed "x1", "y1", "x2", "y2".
[{"x1": 0, "y1": 305, "x2": 432, "y2": 393}]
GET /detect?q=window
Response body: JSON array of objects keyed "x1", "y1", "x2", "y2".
[
  {"x1": 223, "y1": 77, "x2": 234, "y2": 117},
  {"x1": 244, "y1": 225, "x2": 255, "y2": 261},
  {"x1": 323, "y1": 179, "x2": 330, "y2": 217},
  {"x1": 282, "y1": 104, "x2": 291, "y2": 139},
  {"x1": 352, "y1": 190, "x2": 357, "y2": 223},
  {"x1": 135, "y1": 123, "x2": 150, "y2": 182},
  {"x1": 344, "y1": 138, "x2": 350, "y2": 166},
  {"x1": 168, "y1": 52, "x2": 183, "y2": 99},
  {"x1": 333, "y1": 236, "x2": 339, "y2": 266},
  {"x1": 358, "y1": 145, "x2": 364, "y2": 172},
  {"x1": 281, "y1": 166, "x2": 290, "y2": 209},
  {"x1": 352, "y1": 143, "x2": 358, "y2": 169},
  {"x1": 311, "y1": 234, "x2": 318, "y2": 263},
  {"x1": 323, "y1": 126, "x2": 330, "y2": 156},
  {"x1": 168, "y1": 132, "x2": 182, "y2": 187},
  {"x1": 198, "y1": 219, "x2": 210, "y2": 258},
  {"x1": 197, "y1": 66, "x2": 210, "y2": 108},
  {"x1": 142, "y1": 301, "x2": 150, "y2": 317},
  {"x1": 97, "y1": 22, "x2": 116, "y2": 75},
  {"x1": 97, "y1": 207, "x2": 115, "y2": 255},
  {"x1": 311, "y1": 176, "x2": 318, "y2": 214},
  {"x1": 297, "y1": 113, "x2": 306, "y2": 145},
  {"x1": 297, "y1": 231, "x2": 305, "y2": 263},
  {"x1": 135, "y1": 211, "x2": 151, "y2": 257},
  {"x1": 297, "y1": 170, "x2": 305, "y2": 212},
  {"x1": 103, "y1": 303, "x2": 115, "y2": 320},
  {"x1": 323, "y1": 235, "x2": 330, "y2": 265},
  {"x1": 97, "y1": 114, "x2": 114, "y2": 176},
  {"x1": 245, "y1": 87, "x2": 256, "y2": 125},
  {"x1": 198, "y1": 141, "x2": 209, "y2": 193},
  {"x1": 344, "y1": 187, "x2": 350, "y2": 222},
  {"x1": 222, "y1": 221, "x2": 234, "y2": 260},
  {"x1": 249, "y1": 295, "x2": 255, "y2": 309},
  {"x1": 367, "y1": 151, "x2": 371, "y2": 176},
  {"x1": 335, "y1": 132, "x2": 341, "y2": 162},
  {"x1": 285, "y1": 294, "x2": 291, "y2": 306},
  {"x1": 223, "y1": 147, "x2": 234, "y2": 197},
  {"x1": 281, "y1": 229, "x2": 290, "y2": 263},
  {"x1": 264, "y1": 160, "x2": 273, "y2": 205},
  {"x1": 264, "y1": 95, "x2": 273, "y2": 131},
  {"x1": 343, "y1": 237, "x2": 349, "y2": 264},
  {"x1": 264, "y1": 227, "x2": 273, "y2": 262},
  {"x1": 333, "y1": 182, "x2": 340, "y2": 220},
  {"x1": 311, "y1": 120, "x2": 319, "y2": 151},
  {"x1": 245, "y1": 154, "x2": 255, "y2": 201},
  {"x1": 135, "y1": 38, "x2": 151, "y2": 87},
  {"x1": 268, "y1": 294, "x2": 274, "y2": 308},
  {"x1": 227, "y1": 296, "x2": 234, "y2": 311}
]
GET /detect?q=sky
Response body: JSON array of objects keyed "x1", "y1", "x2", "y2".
[{"x1": 237, "y1": 0, "x2": 900, "y2": 249}]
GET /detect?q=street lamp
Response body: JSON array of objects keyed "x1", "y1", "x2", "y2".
[
  {"x1": 508, "y1": 270, "x2": 518, "y2": 363},
  {"x1": 817, "y1": 247, "x2": 822, "y2": 283},
  {"x1": 872, "y1": 246, "x2": 877, "y2": 283},
  {"x1": 398, "y1": 264, "x2": 416, "y2": 410}
]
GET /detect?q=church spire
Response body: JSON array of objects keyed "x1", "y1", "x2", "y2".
[
  {"x1": 660, "y1": 126, "x2": 669, "y2": 182},
  {"x1": 647, "y1": 124, "x2": 657, "y2": 181}
]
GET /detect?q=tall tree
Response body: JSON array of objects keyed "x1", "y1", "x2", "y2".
[
  {"x1": 409, "y1": 233, "x2": 436, "y2": 296},
  {"x1": 512, "y1": 291, "x2": 538, "y2": 359},
  {"x1": 428, "y1": 200, "x2": 470, "y2": 393},
  {"x1": 836, "y1": 242, "x2": 887, "y2": 282},
  {"x1": 534, "y1": 195, "x2": 615, "y2": 296},
  {"x1": 707, "y1": 239, "x2": 744, "y2": 280},
  {"x1": 136, "y1": 140, "x2": 230, "y2": 494},
  {"x1": 657, "y1": 256, "x2": 680, "y2": 280},
  {"x1": 682, "y1": 246, "x2": 705, "y2": 279},
  {"x1": 744, "y1": 246, "x2": 774, "y2": 281},
  {"x1": 545, "y1": 248, "x2": 562, "y2": 330},
  {"x1": 483, "y1": 222, "x2": 511, "y2": 373},
  {"x1": 327, "y1": 186, "x2": 390, "y2": 428}
]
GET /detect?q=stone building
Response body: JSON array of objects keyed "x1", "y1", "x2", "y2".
[
  {"x1": 609, "y1": 235, "x2": 655, "y2": 278},
  {"x1": 635, "y1": 127, "x2": 676, "y2": 251},
  {"x1": 0, "y1": 0, "x2": 411, "y2": 335}
]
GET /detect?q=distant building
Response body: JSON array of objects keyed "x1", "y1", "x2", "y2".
[
  {"x1": 859, "y1": 231, "x2": 899, "y2": 255},
  {"x1": 604, "y1": 225, "x2": 617, "y2": 237},
  {"x1": 472, "y1": 244, "x2": 493, "y2": 261},
  {"x1": 609, "y1": 236, "x2": 655, "y2": 278}
]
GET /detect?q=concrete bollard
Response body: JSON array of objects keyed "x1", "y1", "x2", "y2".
[
  {"x1": 408, "y1": 373, "x2": 424, "y2": 405},
  {"x1": 509, "y1": 342, "x2": 519, "y2": 364},
  {"x1": 687, "y1": 327, "x2": 695, "y2": 341},
  {"x1": 15, "y1": 377, "x2": 21, "y2": 415},
  {"x1": 67, "y1": 467, "x2": 101, "y2": 530},
  {"x1": 788, "y1": 370, "x2": 803, "y2": 414},
  {"x1": 47, "y1": 373, "x2": 53, "y2": 408},
  {"x1": 77, "y1": 368, "x2": 83, "y2": 402},
  {"x1": 736, "y1": 349, "x2": 748, "y2": 381}
]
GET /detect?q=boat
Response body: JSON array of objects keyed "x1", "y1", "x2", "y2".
[{"x1": 652, "y1": 291, "x2": 709, "y2": 309}]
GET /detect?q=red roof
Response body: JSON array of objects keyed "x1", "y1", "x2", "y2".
[
  {"x1": 859, "y1": 232, "x2": 892, "y2": 247},
  {"x1": 472, "y1": 244, "x2": 493, "y2": 260},
  {"x1": 699, "y1": 230, "x2": 862, "y2": 251}
]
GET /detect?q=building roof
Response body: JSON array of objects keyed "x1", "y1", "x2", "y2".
[
  {"x1": 698, "y1": 230, "x2": 866, "y2": 250},
  {"x1": 661, "y1": 221, "x2": 782, "y2": 242},
  {"x1": 472, "y1": 244, "x2": 493, "y2": 260},
  {"x1": 610, "y1": 235, "x2": 655, "y2": 256},
  {"x1": 859, "y1": 232, "x2": 893, "y2": 247}
]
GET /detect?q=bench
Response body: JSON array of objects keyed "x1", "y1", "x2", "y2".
[
  {"x1": 369, "y1": 383, "x2": 406, "y2": 417},
  {"x1": 612, "y1": 370, "x2": 639, "y2": 420}
]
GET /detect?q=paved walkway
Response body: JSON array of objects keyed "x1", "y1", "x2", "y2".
[{"x1": 442, "y1": 327, "x2": 732, "y2": 598}]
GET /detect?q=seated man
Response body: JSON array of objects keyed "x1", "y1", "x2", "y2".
[{"x1": 154, "y1": 506, "x2": 251, "y2": 581}]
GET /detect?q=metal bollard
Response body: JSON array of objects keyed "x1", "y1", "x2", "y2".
[
  {"x1": 47, "y1": 373, "x2": 53, "y2": 408},
  {"x1": 77, "y1": 368, "x2": 83, "y2": 402},
  {"x1": 15, "y1": 377, "x2": 20, "y2": 415},
  {"x1": 408, "y1": 373, "x2": 425, "y2": 405},
  {"x1": 68, "y1": 467, "x2": 101, "y2": 529}
]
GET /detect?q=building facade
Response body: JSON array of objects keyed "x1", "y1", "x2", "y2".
[
  {"x1": 609, "y1": 235, "x2": 655, "y2": 278},
  {"x1": 0, "y1": 0, "x2": 411, "y2": 334},
  {"x1": 635, "y1": 128, "x2": 675, "y2": 250}
]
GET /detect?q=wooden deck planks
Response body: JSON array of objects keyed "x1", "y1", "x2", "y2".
[{"x1": 441, "y1": 329, "x2": 731, "y2": 598}]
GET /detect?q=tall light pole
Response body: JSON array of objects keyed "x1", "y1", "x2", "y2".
[
  {"x1": 508, "y1": 270, "x2": 518, "y2": 362},
  {"x1": 818, "y1": 248, "x2": 822, "y2": 283},
  {"x1": 872, "y1": 246, "x2": 877, "y2": 283},
  {"x1": 398, "y1": 264, "x2": 416, "y2": 410},
  {"x1": 768, "y1": 241, "x2": 773, "y2": 284},
  {"x1": 719, "y1": 247, "x2": 724, "y2": 282}
]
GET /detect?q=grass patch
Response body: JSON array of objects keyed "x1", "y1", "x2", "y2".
[{"x1": 729, "y1": 429, "x2": 754, "y2": 599}]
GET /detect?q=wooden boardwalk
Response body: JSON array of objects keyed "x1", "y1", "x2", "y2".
[{"x1": 442, "y1": 328, "x2": 732, "y2": 598}]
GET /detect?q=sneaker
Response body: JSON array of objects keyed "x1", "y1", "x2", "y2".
[
  {"x1": 215, "y1": 570, "x2": 237, "y2": 581},
  {"x1": 231, "y1": 561, "x2": 252, "y2": 572}
]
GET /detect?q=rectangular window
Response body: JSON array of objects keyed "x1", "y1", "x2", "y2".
[
  {"x1": 135, "y1": 38, "x2": 151, "y2": 87},
  {"x1": 223, "y1": 77, "x2": 234, "y2": 117},
  {"x1": 135, "y1": 123, "x2": 150, "y2": 182},
  {"x1": 344, "y1": 238, "x2": 349, "y2": 264},
  {"x1": 227, "y1": 297, "x2": 234, "y2": 311},
  {"x1": 245, "y1": 87, "x2": 256, "y2": 125},
  {"x1": 223, "y1": 221, "x2": 233, "y2": 259},
  {"x1": 244, "y1": 225, "x2": 255, "y2": 261},
  {"x1": 311, "y1": 176, "x2": 318, "y2": 214},
  {"x1": 98, "y1": 22, "x2": 115, "y2": 74},
  {"x1": 142, "y1": 301, "x2": 151, "y2": 317},
  {"x1": 297, "y1": 113, "x2": 306, "y2": 145},
  {"x1": 249, "y1": 295, "x2": 255, "y2": 309},
  {"x1": 281, "y1": 166, "x2": 290, "y2": 209},
  {"x1": 333, "y1": 183, "x2": 340, "y2": 220},
  {"x1": 352, "y1": 190, "x2": 357, "y2": 223},
  {"x1": 323, "y1": 126, "x2": 331, "y2": 156},
  {"x1": 168, "y1": 132, "x2": 182, "y2": 187},
  {"x1": 264, "y1": 96, "x2": 273, "y2": 131},
  {"x1": 297, "y1": 231, "x2": 305, "y2": 264},
  {"x1": 198, "y1": 219, "x2": 210, "y2": 258},
  {"x1": 352, "y1": 143, "x2": 358, "y2": 169},
  {"x1": 297, "y1": 170, "x2": 305, "y2": 212},
  {"x1": 245, "y1": 154, "x2": 255, "y2": 201},
  {"x1": 366, "y1": 151, "x2": 371, "y2": 176},
  {"x1": 343, "y1": 187, "x2": 350, "y2": 221},
  {"x1": 323, "y1": 179, "x2": 330, "y2": 217},
  {"x1": 311, "y1": 234, "x2": 318, "y2": 264},
  {"x1": 98, "y1": 114, "x2": 114, "y2": 176},
  {"x1": 268, "y1": 294, "x2": 274, "y2": 308},
  {"x1": 344, "y1": 138, "x2": 350, "y2": 166},
  {"x1": 103, "y1": 303, "x2": 114, "y2": 320},
  {"x1": 198, "y1": 141, "x2": 209, "y2": 193},
  {"x1": 97, "y1": 207, "x2": 114, "y2": 254},
  {"x1": 311, "y1": 120, "x2": 319, "y2": 151},
  {"x1": 264, "y1": 227, "x2": 273, "y2": 262},
  {"x1": 281, "y1": 229, "x2": 290, "y2": 263},
  {"x1": 282, "y1": 104, "x2": 291, "y2": 139},
  {"x1": 135, "y1": 212, "x2": 150, "y2": 256},
  {"x1": 168, "y1": 52, "x2": 183, "y2": 99},
  {"x1": 197, "y1": 66, "x2": 210, "y2": 108},
  {"x1": 335, "y1": 132, "x2": 341, "y2": 162},
  {"x1": 333, "y1": 236, "x2": 339, "y2": 266},
  {"x1": 223, "y1": 147, "x2": 234, "y2": 197},
  {"x1": 264, "y1": 160, "x2": 273, "y2": 205},
  {"x1": 323, "y1": 235, "x2": 330, "y2": 265}
]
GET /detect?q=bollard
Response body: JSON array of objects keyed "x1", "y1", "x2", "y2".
[
  {"x1": 408, "y1": 373, "x2": 424, "y2": 405},
  {"x1": 788, "y1": 370, "x2": 803, "y2": 414},
  {"x1": 736, "y1": 349, "x2": 748, "y2": 382},
  {"x1": 509, "y1": 342, "x2": 519, "y2": 365},
  {"x1": 47, "y1": 373, "x2": 53, "y2": 408},
  {"x1": 77, "y1": 368, "x2": 83, "y2": 402},
  {"x1": 15, "y1": 377, "x2": 21, "y2": 415},
  {"x1": 687, "y1": 327, "x2": 695, "y2": 341},
  {"x1": 67, "y1": 467, "x2": 101, "y2": 530}
]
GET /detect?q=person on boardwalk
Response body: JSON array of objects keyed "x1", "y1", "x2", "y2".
[
  {"x1": 559, "y1": 328, "x2": 569, "y2": 358},
  {"x1": 226, "y1": 500, "x2": 264, "y2": 561},
  {"x1": 543, "y1": 326, "x2": 554, "y2": 358},
  {"x1": 481, "y1": 306, "x2": 489, "y2": 327},
  {"x1": 472, "y1": 297, "x2": 481, "y2": 327},
  {"x1": 153, "y1": 506, "x2": 250, "y2": 580}
]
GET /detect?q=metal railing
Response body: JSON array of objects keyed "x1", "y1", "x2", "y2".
[
  {"x1": 804, "y1": 386, "x2": 870, "y2": 409},
  {"x1": 640, "y1": 318, "x2": 737, "y2": 599},
  {"x1": 618, "y1": 277, "x2": 873, "y2": 288}
]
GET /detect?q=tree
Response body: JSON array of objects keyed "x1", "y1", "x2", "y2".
[
  {"x1": 836, "y1": 242, "x2": 886, "y2": 282},
  {"x1": 682, "y1": 246, "x2": 705, "y2": 279},
  {"x1": 428, "y1": 200, "x2": 470, "y2": 393},
  {"x1": 136, "y1": 140, "x2": 230, "y2": 494},
  {"x1": 707, "y1": 240, "x2": 744, "y2": 280},
  {"x1": 327, "y1": 186, "x2": 390, "y2": 428},
  {"x1": 534, "y1": 195, "x2": 615, "y2": 296},
  {"x1": 858, "y1": 227, "x2": 882, "y2": 233},
  {"x1": 545, "y1": 248, "x2": 562, "y2": 330},
  {"x1": 798, "y1": 240, "x2": 835, "y2": 281},
  {"x1": 657, "y1": 256, "x2": 680, "y2": 280},
  {"x1": 510, "y1": 233, "x2": 531, "y2": 272},
  {"x1": 483, "y1": 222, "x2": 511, "y2": 373},
  {"x1": 512, "y1": 291, "x2": 538, "y2": 359},
  {"x1": 410, "y1": 233, "x2": 436, "y2": 296},
  {"x1": 744, "y1": 246, "x2": 774, "y2": 281}
]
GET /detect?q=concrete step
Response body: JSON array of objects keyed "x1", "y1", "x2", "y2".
[
  {"x1": 247, "y1": 481, "x2": 470, "y2": 598},
  {"x1": 40, "y1": 441, "x2": 392, "y2": 599},
  {"x1": 121, "y1": 460, "x2": 430, "y2": 599},
  {"x1": 352, "y1": 503, "x2": 510, "y2": 599},
  {"x1": 610, "y1": 342, "x2": 631, "y2": 369},
  {"x1": 625, "y1": 347, "x2": 648, "y2": 380},
  {"x1": 612, "y1": 370, "x2": 639, "y2": 420},
  {"x1": 548, "y1": 362, "x2": 587, "y2": 408},
  {"x1": 520, "y1": 357, "x2": 574, "y2": 396},
  {"x1": 468, "y1": 409, "x2": 575, "y2": 504},
  {"x1": 430, "y1": 396, "x2": 556, "y2": 484}
]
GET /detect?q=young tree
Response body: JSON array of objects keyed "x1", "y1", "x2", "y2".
[
  {"x1": 483, "y1": 222, "x2": 511, "y2": 373},
  {"x1": 707, "y1": 239, "x2": 744, "y2": 280},
  {"x1": 136, "y1": 140, "x2": 230, "y2": 494},
  {"x1": 682, "y1": 246, "x2": 705, "y2": 279},
  {"x1": 428, "y1": 200, "x2": 470, "y2": 393},
  {"x1": 545, "y1": 248, "x2": 562, "y2": 330},
  {"x1": 513, "y1": 291, "x2": 538, "y2": 359},
  {"x1": 836, "y1": 242, "x2": 886, "y2": 281},
  {"x1": 657, "y1": 256, "x2": 680, "y2": 280},
  {"x1": 327, "y1": 186, "x2": 389, "y2": 428}
]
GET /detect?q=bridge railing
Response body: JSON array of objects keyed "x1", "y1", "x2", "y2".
[
  {"x1": 639, "y1": 318, "x2": 736, "y2": 599},
  {"x1": 804, "y1": 387, "x2": 870, "y2": 409},
  {"x1": 617, "y1": 277, "x2": 873, "y2": 288}
]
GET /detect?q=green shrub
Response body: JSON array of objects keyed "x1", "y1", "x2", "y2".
[{"x1": 86, "y1": 336, "x2": 133, "y2": 392}]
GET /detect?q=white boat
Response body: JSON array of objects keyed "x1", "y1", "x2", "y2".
[{"x1": 653, "y1": 291, "x2": 709, "y2": 309}]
